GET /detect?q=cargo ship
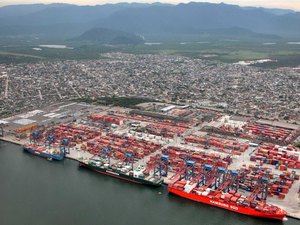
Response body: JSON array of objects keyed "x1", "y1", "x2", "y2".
[
  {"x1": 168, "y1": 179, "x2": 287, "y2": 221},
  {"x1": 79, "y1": 158, "x2": 163, "y2": 187},
  {"x1": 23, "y1": 144, "x2": 65, "y2": 161}
]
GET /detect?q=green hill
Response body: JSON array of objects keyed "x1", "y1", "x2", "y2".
[{"x1": 75, "y1": 27, "x2": 144, "y2": 45}]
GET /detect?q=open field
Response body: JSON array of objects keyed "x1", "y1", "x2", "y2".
[{"x1": 0, "y1": 36, "x2": 300, "y2": 68}]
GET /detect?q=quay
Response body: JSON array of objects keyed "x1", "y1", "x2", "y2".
[{"x1": 0, "y1": 102, "x2": 299, "y2": 220}]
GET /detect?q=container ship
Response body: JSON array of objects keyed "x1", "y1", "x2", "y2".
[
  {"x1": 23, "y1": 144, "x2": 65, "y2": 161},
  {"x1": 23, "y1": 132, "x2": 69, "y2": 161},
  {"x1": 79, "y1": 157, "x2": 163, "y2": 187},
  {"x1": 168, "y1": 164, "x2": 287, "y2": 221}
]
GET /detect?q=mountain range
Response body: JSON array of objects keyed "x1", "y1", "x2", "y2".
[{"x1": 0, "y1": 2, "x2": 299, "y2": 42}]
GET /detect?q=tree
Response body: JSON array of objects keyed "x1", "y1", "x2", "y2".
[{"x1": 294, "y1": 142, "x2": 300, "y2": 148}]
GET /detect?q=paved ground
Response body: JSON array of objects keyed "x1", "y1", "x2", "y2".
[
  {"x1": 268, "y1": 179, "x2": 300, "y2": 219},
  {"x1": 228, "y1": 146, "x2": 300, "y2": 219},
  {"x1": 1, "y1": 102, "x2": 299, "y2": 220}
]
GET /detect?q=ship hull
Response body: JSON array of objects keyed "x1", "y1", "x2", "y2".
[
  {"x1": 24, "y1": 147, "x2": 64, "y2": 161},
  {"x1": 79, "y1": 162, "x2": 162, "y2": 187},
  {"x1": 168, "y1": 187, "x2": 286, "y2": 221}
]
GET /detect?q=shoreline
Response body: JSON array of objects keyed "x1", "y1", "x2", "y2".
[{"x1": 0, "y1": 137, "x2": 299, "y2": 220}]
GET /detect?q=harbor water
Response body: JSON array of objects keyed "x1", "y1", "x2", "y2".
[{"x1": 0, "y1": 141, "x2": 298, "y2": 225}]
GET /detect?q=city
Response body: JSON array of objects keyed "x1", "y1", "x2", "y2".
[{"x1": 1, "y1": 53, "x2": 300, "y2": 122}]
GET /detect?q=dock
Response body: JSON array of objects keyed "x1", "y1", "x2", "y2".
[{"x1": 0, "y1": 102, "x2": 299, "y2": 220}]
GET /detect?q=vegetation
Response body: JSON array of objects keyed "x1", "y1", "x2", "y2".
[
  {"x1": 294, "y1": 142, "x2": 300, "y2": 148},
  {"x1": 1, "y1": 36, "x2": 300, "y2": 68},
  {"x1": 75, "y1": 28, "x2": 144, "y2": 45},
  {"x1": 1, "y1": 3, "x2": 300, "y2": 37},
  {"x1": 77, "y1": 96, "x2": 160, "y2": 108},
  {"x1": 1, "y1": 2, "x2": 300, "y2": 67}
]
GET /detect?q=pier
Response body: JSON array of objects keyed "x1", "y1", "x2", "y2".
[{"x1": 0, "y1": 102, "x2": 299, "y2": 220}]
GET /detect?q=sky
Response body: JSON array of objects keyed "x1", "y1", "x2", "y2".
[{"x1": 0, "y1": 0, "x2": 300, "y2": 11}]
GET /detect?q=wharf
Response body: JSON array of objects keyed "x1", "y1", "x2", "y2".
[
  {"x1": 0, "y1": 135, "x2": 26, "y2": 146},
  {"x1": 66, "y1": 148, "x2": 93, "y2": 161},
  {"x1": 0, "y1": 101, "x2": 300, "y2": 220},
  {"x1": 268, "y1": 179, "x2": 300, "y2": 220},
  {"x1": 0, "y1": 136, "x2": 93, "y2": 162},
  {"x1": 228, "y1": 146, "x2": 300, "y2": 220},
  {"x1": 1, "y1": 135, "x2": 299, "y2": 220}
]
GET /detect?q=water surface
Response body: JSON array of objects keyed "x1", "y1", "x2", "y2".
[{"x1": 0, "y1": 141, "x2": 298, "y2": 225}]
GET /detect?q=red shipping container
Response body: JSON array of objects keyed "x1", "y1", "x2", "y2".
[{"x1": 278, "y1": 193, "x2": 285, "y2": 199}]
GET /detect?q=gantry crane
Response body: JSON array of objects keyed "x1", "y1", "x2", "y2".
[
  {"x1": 246, "y1": 176, "x2": 269, "y2": 203},
  {"x1": 199, "y1": 164, "x2": 216, "y2": 189},
  {"x1": 182, "y1": 160, "x2": 195, "y2": 180},
  {"x1": 60, "y1": 139, "x2": 69, "y2": 154},
  {"x1": 124, "y1": 153, "x2": 134, "y2": 171},
  {"x1": 154, "y1": 155, "x2": 170, "y2": 177},
  {"x1": 30, "y1": 130, "x2": 43, "y2": 143},
  {"x1": 45, "y1": 135, "x2": 55, "y2": 148}
]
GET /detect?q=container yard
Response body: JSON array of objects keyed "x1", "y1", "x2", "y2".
[
  {"x1": 214, "y1": 115, "x2": 300, "y2": 145},
  {"x1": 0, "y1": 102, "x2": 299, "y2": 220},
  {"x1": 185, "y1": 132, "x2": 249, "y2": 156}
]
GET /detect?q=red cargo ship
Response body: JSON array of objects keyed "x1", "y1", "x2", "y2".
[{"x1": 168, "y1": 183, "x2": 287, "y2": 221}]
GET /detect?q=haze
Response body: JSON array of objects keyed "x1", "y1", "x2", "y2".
[{"x1": 1, "y1": 0, "x2": 300, "y2": 11}]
